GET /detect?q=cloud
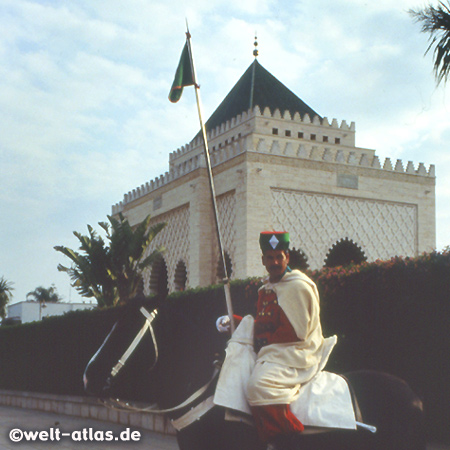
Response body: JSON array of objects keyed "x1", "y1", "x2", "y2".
[{"x1": 1, "y1": 0, "x2": 449, "y2": 306}]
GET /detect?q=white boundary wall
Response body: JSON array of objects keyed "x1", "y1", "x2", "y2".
[{"x1": 0, "y1": 390, "x2": 175, "y2": 436}]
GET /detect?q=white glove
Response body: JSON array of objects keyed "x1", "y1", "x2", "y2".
[{"x1": 216, "y1": 315, "x2": 231, "y2": 333}]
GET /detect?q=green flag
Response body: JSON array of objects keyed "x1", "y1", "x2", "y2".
[{"x1": 169, "y1": 41, "x2": 195, "y2": 103}]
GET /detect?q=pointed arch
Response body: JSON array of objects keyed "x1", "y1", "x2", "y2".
[
  {"x1": 217, "y1": 251, "x2": 233, "y2": 281},
  {"x1": 289, "y1": 247, "x2": 309, "y2": 271},
  {"x1": 174, "y1": 260, "x2": 187, "y2": 292},
  {"x1": 324, "y1": 238, "x2": 367, "y2": 268},
  {"x1": 149, "y1": 255, "x2": 169, "y2": 298}
]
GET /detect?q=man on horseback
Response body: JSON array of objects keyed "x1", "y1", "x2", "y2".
[{"x1": 217, "y1": 231, "x2": 325, "y2": 444}]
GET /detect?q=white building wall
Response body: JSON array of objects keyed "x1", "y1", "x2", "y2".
[
  {"x1": 114, "y1": 107, "x2": 436, "y2": 293},
  {"x1": 7, "y1": 302, "x2": 96, "y2": 324}
]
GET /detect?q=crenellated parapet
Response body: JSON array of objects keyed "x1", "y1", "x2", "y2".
[
  {"x1": 112, "y1": 106, "x2": 435, "y2": 214},
  {"x1": 168, "y1": 106, "x2": 356, "y2": 164}
]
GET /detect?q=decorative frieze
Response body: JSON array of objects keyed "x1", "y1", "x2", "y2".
[{"x1": 271, "y1": 188, "x2": 418, "y2": 270}]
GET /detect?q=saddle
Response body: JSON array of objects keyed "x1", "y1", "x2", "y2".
[
  {"x1": 171, "y1": 367, "x2": 364, "y2": 434},
  {"x1": 222, "y1": 373, "x2": 364, "y2": 435},
  {"x1": 173, "y1": 318, "x2": 367, "y2": 432},
  {"x1": 224, "y1": 369, "x2": 378, "y2": 436}
]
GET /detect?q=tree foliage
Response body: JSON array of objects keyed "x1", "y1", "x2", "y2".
[
  {"x1": 54, "y1": 213, "x2": 165, "y2": 307},
  {"x1": 0, "y1": 277, "x2": 14, "y2": 319},
  {"x1": 410, "y1": 1, "x2": 450, "y2": 84},
  {"x1": 26, "y1": 285, "x2": 62, "y2": 304}
]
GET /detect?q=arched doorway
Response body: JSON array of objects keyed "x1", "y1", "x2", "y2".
[
  {"x1": 216, "y1": 251, "x2": 233, "y2": 281},
  {"x1": 174, "y1": 260, "x2": 187, "y2": 291},
  {"x1": 324, "y1": 238, "x2": 367, "y2": 268},
  {"x1": 149, "y1": 255, "x2": 169, "y2": 298},
  {"x1": 289, "y1": 247, "x2": 309, "y2": 271}
]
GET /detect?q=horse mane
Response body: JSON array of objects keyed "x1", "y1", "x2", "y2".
[{"x1": 139, "y1": 290, "x2": 229, "y2": 408}]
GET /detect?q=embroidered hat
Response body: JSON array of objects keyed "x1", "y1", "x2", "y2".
[{"x1": 259, "y1": 231, "x2": 290, "y2": 252}]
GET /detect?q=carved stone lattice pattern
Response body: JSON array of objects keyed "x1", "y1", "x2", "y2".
[
  {"x1": 143, "y1": 204, "x2": 190, "y2": 294},
  {"x1": 215, "y1": 191, "x2": 236, "y2": 278},
  {"x1": 271, "y1": 189, "x2": 417, "y2": 269}
]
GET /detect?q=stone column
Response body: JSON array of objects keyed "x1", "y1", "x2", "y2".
[{"x1": 188, "y1": 168, "x2": 216, "y2": 288}]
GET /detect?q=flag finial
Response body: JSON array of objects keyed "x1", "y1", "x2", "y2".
[
  {"x1": 253, "y1": 34, "x2": 259, "y2": 58},
  {"x1": 185, "y1": 18, "x2": 191, "y2": 39}
]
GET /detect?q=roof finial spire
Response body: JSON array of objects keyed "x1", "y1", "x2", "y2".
[{"x1": 253, "y1": 33, "x2": 259, "y2": 58}]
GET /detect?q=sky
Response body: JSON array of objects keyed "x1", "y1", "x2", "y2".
[{"x1": 1, "y1": 0, "x2": 449, "y2": 306}]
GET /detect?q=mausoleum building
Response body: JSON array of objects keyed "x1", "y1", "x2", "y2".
[{"x1": 113, "y1": 59, "x2": 436, "y2": 295}]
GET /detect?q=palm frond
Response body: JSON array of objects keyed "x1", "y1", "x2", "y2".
[
  {"x1": 55, "y1": 212, "x2": 164, "y2": 306},
  {"x1": 410, "y1": 1, "x2": 450, "y2": 84}
]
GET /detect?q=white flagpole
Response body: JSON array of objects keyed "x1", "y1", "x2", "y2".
[{"x1": 184, "y1": 27, "x2": 235, "y2": 333}]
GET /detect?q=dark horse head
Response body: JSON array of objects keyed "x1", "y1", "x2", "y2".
[
  {"x1": 83, "y1": 291, "x2": 230, "y2": 409},
  {"x1": 83, "y1": 294, "x2": 162, "y2": 400}
]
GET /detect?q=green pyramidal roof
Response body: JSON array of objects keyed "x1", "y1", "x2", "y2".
[{"x1": 204, "y1": 59, "x2": 321, "y2": 132}]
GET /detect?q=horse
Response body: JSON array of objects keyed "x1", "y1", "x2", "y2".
[{"x1": 83, "y1": 293, "x2": 426, "y2": 450}]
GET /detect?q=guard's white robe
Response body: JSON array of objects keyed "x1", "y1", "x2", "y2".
[
  {"x1": 256, "y1": 270, "x2": 324, "y2": 370},
  {"x1": 245, "y1": 270, "x2": 324, "y2": 408},
  {"x1": 214, "y1": 315, "x2": 357, "y2": 429}
]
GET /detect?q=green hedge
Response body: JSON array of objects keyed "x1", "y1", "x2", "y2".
[
  {"x1": 309, "y1": 250, "x2": 450, "y2": 442},
  {"x1": 0, "y1": 306, "x2": 123, "y2": 395},
  {"x1": 0, "y1": 282, "x2": 254, "y2": 398},
  {"x1": 0, "y1": 251, "x2": 448, "y2": 441}
]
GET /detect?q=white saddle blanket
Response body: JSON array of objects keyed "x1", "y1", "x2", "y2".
[{"x1": 213, "y1": 315, "x2": 357, "y2": 429}]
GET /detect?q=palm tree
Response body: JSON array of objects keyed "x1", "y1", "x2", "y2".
[
  {"x1": 410, "y1": 2, "x2": 450, "y2": 84},
  {"x1": 55, "y1": 224, "x2": 114, "y2": 307},
  {"x1": 26, "y1": 285, "x2": 62, "y2": 303},
  {"x1": 0, "y1": 277, "x2": 14, "y2": 319},
  {"x1": 104, "y1": 214, "x2": 165, "y2": 304},
  {"x1": 26, "y1": 285, "x2": 61, "y2": 320},
  {"x1": 55, "y1": 213, "x2": 165, "y2": 307}
]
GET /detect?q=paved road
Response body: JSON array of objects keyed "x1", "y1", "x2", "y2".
[
  {"x1": 0, "y1": 405, "x2": 178, "y2": 450},
  {"x1": 0, "y1": 405, "x2": 448, "y2": 449}
]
